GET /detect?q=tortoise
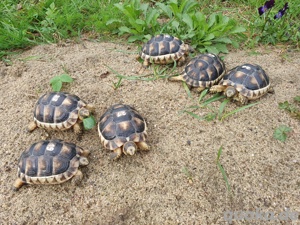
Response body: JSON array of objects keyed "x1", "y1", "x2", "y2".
[
  {"x1": 27, "y1": 92, "x2": 95, "y2": 137},
  {"x1": 138, "y1": 34, "x2": 192, "y2": 68},
  {"x1": 210, "y1": 63, "x2": 273, "y2": 104},
  {"x1": 98, "y1": 104, "x2": 149, "y2": 159},
  {"x1": 169, "y1": 53, "x2": 226, "y2": 92},
  {"x1": 13, "y1": 139, "x2": 90, "y2": 190}
]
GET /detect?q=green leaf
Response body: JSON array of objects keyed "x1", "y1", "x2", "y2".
[
  {"x1": 182, "y1": 13, "x2": 194, "y2": 30},
  {"x1": 273, "y1": 125, "x2": 292, "y2": 142},
  {"x1": 214, "y1": 37, "x2": 232, "y2": 44},
  {"x1": 214, "y1": 43, "x2": 229, "y2": 53},
  {"x1": 51, "y1": 80, "x2": 62, "y2": 92},
  {"x1": 60, "y1": 74, "x2": 73, "y2": 82},
  {"x1": 83, "y1": 116, "x2": 96, "y2": 130},
  {"x1": 294, "y1": 96, "x2": 300, "y2": 103},
  {"x1": 229, "y1": 26, "x2": 246, "y2": 34},
  {"x1": 49, "y1": 76, "x2": 61, "y2": 84}
]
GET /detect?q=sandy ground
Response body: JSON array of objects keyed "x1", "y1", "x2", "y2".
[{"x1": 0, "y1": 40, "x2": 299, "y2": 225}]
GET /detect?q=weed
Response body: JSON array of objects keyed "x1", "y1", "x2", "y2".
[
  {"x1": 181, "y1": 91, "x2": 259, "y2": 121},
  {"x1": 182, "y1": 167, "x2": 193, "y2": 183},
  {"x1": 216, "y1": 146, "x2": 231, "y2": 192},
  {"x1": 278, "y1": 96, "x2": 300, "y2": 120},
  {"x1": 50, "y1": 73, "x2": 73, "y2": 91},
  {"x1": 248, "y1": 1, "x2": 300, "y2": 46},
  {"x1": 108, "y1": 0, "x2": 246, "y2": 54},
  {"x1": 273, "y1": 125, "x2": 292, "y2": 142}
]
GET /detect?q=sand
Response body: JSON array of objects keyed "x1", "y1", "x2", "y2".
[{"x1": 0, "y1": 40, "x2": 299, "y2": 225}]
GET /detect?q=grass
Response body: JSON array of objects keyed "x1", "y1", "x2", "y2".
[
  {"x1": 179, "y1": 90, "x2": 260, "y2": 122},
  {"x1": 1, "y1": 0, "x2": 299, "y2": 59},
  {"x1": 216, "y1": 146, "x2": 231, "y2": 192}
]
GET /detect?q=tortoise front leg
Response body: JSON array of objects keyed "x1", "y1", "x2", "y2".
[
  {"x1": 209, "y1": 85, "x2": 227, "y2": 93},
  {"x1": 73, "y1": 122, "x2": 83, "y2": 140},
  {"x1": 71, "y1": 170, "x2": 83, "y2": 185},
  {"x1": 137, "y1": 141, "x2": 149, "y2": 151},
  {"x1": 27, "y1": 121, "x2": 37, "y2": 132},
  {"x1": 234, "y1": 93, "x2": 248, "y2": 105},
  {"x1": 110, "y1": 147, "x2": 122, "y2": 160}
]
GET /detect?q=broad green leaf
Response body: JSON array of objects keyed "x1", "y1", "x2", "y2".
[
  {"x1": 205, "y1": 45, "x2": 219, "y2": 54},
  {"x1": 156, "y1": 3, "x2": 173, "y2": 18},
  {"x1": 294, "y1": 96, "x2": 300, "y2": 102},
  {"x1": 118, "y1": 26, "x2": 134, "y2": 34},
  {"x1": 214, "y1": 37, "x2": 232, "y2": 44},
  {"x1": 83, "y1": 116, "x2": 96, "y2": 130},
  {"x1": 51, "y1": 80, "x2": 62, "y2": 92},
  {"x1": 214, "y1": 43, "x2": 229, "y2": 53},
  {"x1": 60, "y1": 74, "x2": 73, "y2": 82},
  {"x1": 273, "y1": 125, "x2": 292, "y2": 142},
  {"x1": 203, "y1": 33, "x2": 215, "y2": 41},
  {"x1": 182, "y1": 13, "x2": 194, "y2": 30},
  {"x1": 49, "y1": 76, "x2": 61, "y2": 84},
  {"x1": 229, "y1": 26, "x2": 246, "y2": 34}
]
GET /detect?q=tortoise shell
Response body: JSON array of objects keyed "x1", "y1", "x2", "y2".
[
  {"x1": 220, "y1": 63, "x2": 271, "y2": 99},
  {"x1": 14, "y1": 140, "x2": 89, "y2": 189},
  {"x1": 140, "y1": 34, "x2": 190, "y2": 66},
  {"x1": 182, "y1": 53, "x2": 226, "y2": 87},
  {"x1": 32, "y1": 92, "x2": 87, "y2": 130},
  {"x1": 98, "y1": 104, "x2": 147, "y2": 151}
]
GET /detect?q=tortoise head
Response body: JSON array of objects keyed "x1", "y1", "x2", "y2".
[
  {"x1": 78, "y1": 104, "x2": 95, "y2": 120},
  {"x1": 225, "y1": 86, "x2": 237, "y2": 98},
  {"x1": 78, "y1": 108, "x2": 91, "y2": 120},
  {"x1": 122, "y1": 141, "x2": 137, "y2": 156}
]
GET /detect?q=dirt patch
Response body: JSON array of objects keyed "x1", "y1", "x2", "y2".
[{"x1": 0, "y1": 41, "x2": 299, "y2": 225}]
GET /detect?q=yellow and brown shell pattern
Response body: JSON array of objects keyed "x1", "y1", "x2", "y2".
[
  {"x1": 98, "y1": 104, "x2": 147, "y2": 151},
  {"x1": 17, "y1": 140, "x2": 85, "y2": 184},
  {"x1": 183, "y1": 53, "x2": 226, "y2": 87},
  {"x1": 140, "y1": 34, "x2": 188, "y2": 64},
  {"x1": 220, "y1": 63, "x2": 271, "y2": 99},
  {"x1": 33, "y1": 92, "x2": 86, "y2": 130}
]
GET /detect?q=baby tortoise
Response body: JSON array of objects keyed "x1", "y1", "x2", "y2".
[
  {"x1": 98, "y1": 104, "x2": 149, "y2": 160},
  {"x1": 169, "y1": 53, "x2": 226, "y2": 92},
  {"x1": 138, "y1": 34, "x2": 192, "y2": 68},
  {"x1": 13, "y1": 140, "x2": 89, "y2": 190},
  {"x1": 210, "y1": 63, "x2": 273, "y2": 104},
  {"x1": 27, "y1": 92, "x2": 95, "y2": 137}
]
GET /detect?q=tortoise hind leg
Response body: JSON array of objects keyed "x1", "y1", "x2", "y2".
[{"x1": 13, "y1": 178, "x2": 25, "y2": 191}]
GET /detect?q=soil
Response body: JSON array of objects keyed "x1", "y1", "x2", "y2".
[{"x1": 0, "y1": 40, "x2": 299, "y2": 225}]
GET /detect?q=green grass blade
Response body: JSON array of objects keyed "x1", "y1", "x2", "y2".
[
  {"x1": 220, "y1": 101, "x2": 260, "y2": 121},
  {"x1": 198, "y1": 89, "x2": 209, "y2": 102},
  {"x1": 182, "y1": 82, "x2": 192, "y2": 98},
  {"x1": 217, "y1": 163, "x2": 231, "y2": 192},
  {"x1": 182, "y1": 111, "x2": 203, "y2": 120},
  {"x1": 200, "y1": 93, "x2": 225, "y2": 107},
  {"x1": 216, "y1": 145, "x2": 223, "y2": 162},
  {"x1": 218, "y1": 99, "x2": 230, "y2": 120}
]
